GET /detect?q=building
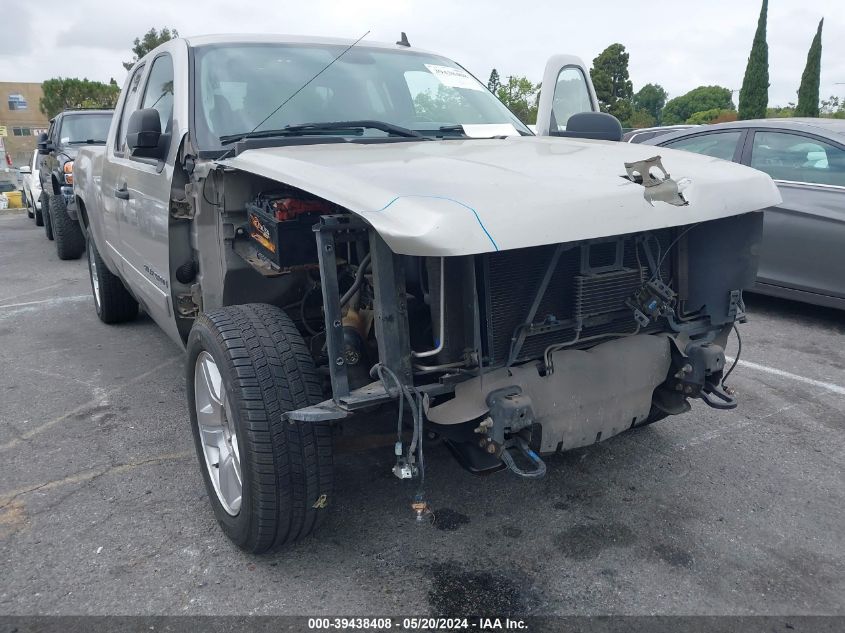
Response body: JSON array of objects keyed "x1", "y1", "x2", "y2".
[{"x1": 0, "y1": 82, "x2": 49, "y2": 168}]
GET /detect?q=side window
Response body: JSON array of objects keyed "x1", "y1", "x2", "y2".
[
  {"x1": 551, "y1": 66, "x2": 593, "y2": 131},
  {"x1": 750, "y1": 131, "x2": 845, "y2": 187},
  {"x1": 663, "y1": 131, "x2": 742, "y2": 161},
  {"x1": 140, "y1": 54, "x2": 175, "y2": 134},
  {"x1": 115, "y1": 65, "x2": 146, "y2": 155}
]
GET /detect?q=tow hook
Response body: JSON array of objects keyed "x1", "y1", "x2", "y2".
[
  {"x1": 666, "y1": 341, "x2": 738, "y2": 410},
  {"x1": 482, "y1": 386, "x2": 547, "y2": 479},
  {"x1": 700, "y1": 380, "x2": 737, "y2": 410},
  {"x1": 500, "y1": 437, "x2": 547, "y2": 479}
]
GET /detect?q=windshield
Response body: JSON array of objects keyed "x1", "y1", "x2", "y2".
[
  {"x1": 59, "y1": 114, "x2": 112, "y2": 144},
  {"x1": 193, "y1": 43, "x2": 530, "y2": 149}
]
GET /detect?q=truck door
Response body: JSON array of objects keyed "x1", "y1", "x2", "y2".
[
  {"x1": 116, "y1": 52, "x2": 177, "y2": 331},
  {"x1": 100, "y1": 63, "x2": 146, "y2": 273},
  {"x1": 535, "y1": 55, "x2": 598, "y2": 137}
]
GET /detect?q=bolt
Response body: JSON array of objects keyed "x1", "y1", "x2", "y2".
[
  {"x1": 675, "y1": 383, "x2": 683, "y2": 392},
  {"x1": 486, "y1": 444, "x2": 497, "y2": 455},
  {"x1": 684, "y1": 385, "x2": 693, "y2": 394},
  {"x1": 325, "y1": 244, "x2": 333, "y2": 252},
  {"x1": 333, "y1": 319, "x2": 341, "y2": 328},
  {"x1": 478, "y1": 439, "x2": 486, "y2": 448},
  {"x1": 335, "y1": 357, "x2": 344, "y2": 366}
]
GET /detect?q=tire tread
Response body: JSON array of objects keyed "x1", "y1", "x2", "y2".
[
  {"x1": 193, "y1": 303, "x2": 331, "y2": 553},
  {"x1": 49, "y1": 194, "x2": 85, "y2": 259}
]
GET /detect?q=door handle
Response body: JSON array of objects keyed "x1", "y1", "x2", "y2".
[{"x1": 114, "y1": 186, "x2": 129, "y2": 200}]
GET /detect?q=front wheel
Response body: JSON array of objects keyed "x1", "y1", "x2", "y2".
[
  {"x1": 186, "y1": 304, "x2": 333, "y2": 554},
  {"x1": 49, "y1": 194, "x2": 85, "y2": 260}
]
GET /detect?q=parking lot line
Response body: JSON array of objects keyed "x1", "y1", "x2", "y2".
[
  {"x1": 727, "y1": 356, "x2": 845, "y2": 397},
  {"x1": 0, "y1": 282, "x2": 67, "y2": 305},
  {"x1": 0, "y1": 295, "x2": 90, "y2": 310},
  {"x1": 0, "y1": 451, "x2": 192, "y2": 507},
  {"x1": 0, "y1": 357, "x2": 180, "y2": 452}
]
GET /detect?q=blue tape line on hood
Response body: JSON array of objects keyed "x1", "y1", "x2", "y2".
[{"x1": 375, "y1": 195, "x2": 499, "y2": 251}]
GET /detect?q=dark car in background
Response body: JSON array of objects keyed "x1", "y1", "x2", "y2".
[
  {"x1": 643, "y1": 118, "x2": 845, "y2": 310},
  {"x1": 623, "y1": 124, "x2": 698, "y2": 143}
]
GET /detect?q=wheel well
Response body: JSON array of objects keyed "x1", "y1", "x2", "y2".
[
  {"x1": 51, "y1": 175, "x2": 61, "y2": 195},
  {"x1": 76, "y1": 197, "x2": 90, "y2": 230}
]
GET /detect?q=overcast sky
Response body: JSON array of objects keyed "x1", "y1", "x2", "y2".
[{"x1": 3, "y1": 0, "x2": 842, "y2": 108}]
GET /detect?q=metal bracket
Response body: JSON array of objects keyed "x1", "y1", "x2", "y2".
[
  {"x1": 315, "y1": 227, "x2": 350, "y2": 401},
  {"x1": 624, "y1": 156, "x2": 689, "y2": 207},
  {"x1": 175, "y1": 292, "x2": 200, "y2": 317},
  {"x1": 727, "y1": 289, "x2": 743, "y2": 322},
  {"x1": 368, "y1": 232, "x2": 413, "y2": 386},
  {"x1": 170, "y1": 190, "x2": 194, "y2": 219},
  {"x1": 485, "y1": 386, "x2": 535, "y2": 446}
]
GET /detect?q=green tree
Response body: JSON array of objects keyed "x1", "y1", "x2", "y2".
[
  {"x1": 123, "y1": 27, "x2": 179, "y2": 70},
  {"x1": 795, "y1": 19, "x2": 824, "y2": 118},
  {"x1": 40, "y1": 78, "x2": 121, "y2": 118},
  {"x1": 487, "y1": 69, "x2": 501, "y2": 94},
  {"x1": 627, "y1": 109, "x2": 656, "y2": 129},
  {"x1": 768, "y1": 104, "x2": 796, "y2": 118},
  {"x1": 820, "y1": 95, "x2": 845, "y2": 119},
  {"x1": 633, "y1": 83, "x2": 668, "y2": 124},
  {"x1": 495, "y1": 75, "x2": 541, "y2": 124},
  {"x1": 686, "y1": 108, "x2": 738, "y2": 125},
  {"x1": 662, "y1": 86, "x2": 734, "y2": 125},
  {"x1": 738, "y1": 0, "x2": 769, "y2": 120},
  {"x1": 589, "y1": 44, "x2": 634, "y2": 123}
]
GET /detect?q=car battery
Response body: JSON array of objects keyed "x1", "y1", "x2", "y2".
[{"x1": 246, "y1": 192, "x2": 336, "y2": 270}]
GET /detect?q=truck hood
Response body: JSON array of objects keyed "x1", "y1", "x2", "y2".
[{"x1": 220, "y1": 136, "x2": 781, "y2": 256}]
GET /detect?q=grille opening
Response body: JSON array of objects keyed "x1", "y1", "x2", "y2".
[{"x1": 480, "y1": 229, "x2": 675, "y2": 365}]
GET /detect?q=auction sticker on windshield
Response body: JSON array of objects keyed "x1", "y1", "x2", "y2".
[{"x1": 424, "y1": 64, "x2": 484, "y2": 91}]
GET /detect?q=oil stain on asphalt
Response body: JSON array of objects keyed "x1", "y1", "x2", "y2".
[
  {"x1": 427, "y1": 562, "x2": 533, "y2": 615},
  {"x1": 432, "y1": 508, "x2": 470, "y2": 531}
]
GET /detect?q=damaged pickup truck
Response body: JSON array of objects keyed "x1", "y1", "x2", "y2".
[{"x1": 73, "y1": 34, "x2": 781, "y2": 553}]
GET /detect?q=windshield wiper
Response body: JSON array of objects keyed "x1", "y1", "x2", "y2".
[
  {"x1": 219, "y1": 120, "x2": 426, "y2": 145},
  {"x1": 67, "y1": 139, "x2": 106, "y2": 144}
]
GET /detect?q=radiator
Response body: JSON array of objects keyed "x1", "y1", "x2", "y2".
[{"x1": 480, "y1": 230, "x2": 674, "y2": 364}]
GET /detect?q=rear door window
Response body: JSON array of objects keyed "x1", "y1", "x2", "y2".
[
  {"x1": 750, "y1": 131, "x2": 845, "y2": 187},
  {"x1": 662, "y1": 131, "x2": 743, "y2": 161}
]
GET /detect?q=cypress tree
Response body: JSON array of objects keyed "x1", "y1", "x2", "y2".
[
  {"x1": 795, "y1": 19, "x2": 824, "y2": 117},
  {"x1": 738, "y1": 0, "x2": 770, "y2": 120}
]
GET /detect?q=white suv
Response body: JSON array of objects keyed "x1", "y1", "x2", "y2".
[{"x1": 20, "y1": 149, "x2": 44, "y2": 225}]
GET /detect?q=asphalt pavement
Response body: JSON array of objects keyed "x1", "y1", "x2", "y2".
[{"x1": 1, "y1": 209, "x2": 843, "y2": 616}]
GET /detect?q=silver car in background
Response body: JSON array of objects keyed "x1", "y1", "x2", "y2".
[{"x1": 644, "y1": 119, "x2": 845, "y2": 310}]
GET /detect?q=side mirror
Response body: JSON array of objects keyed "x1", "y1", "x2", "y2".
[
  {"x1": 37, "y1": 133, "x2": 50, "y2": 155},
  {"x1": 127, "y1": 108, "x2": 165, "y2": 159},
  {"x1": 19, "y1": 166, "x2": 31, "y2": 174},
  {"x1": 556, "y1": 112, "x2": 623, "y2": 142}
]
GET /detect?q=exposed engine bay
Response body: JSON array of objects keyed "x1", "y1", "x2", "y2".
[{"x1": 193, "y1": 166, "x2": 764, "y2": 487}]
